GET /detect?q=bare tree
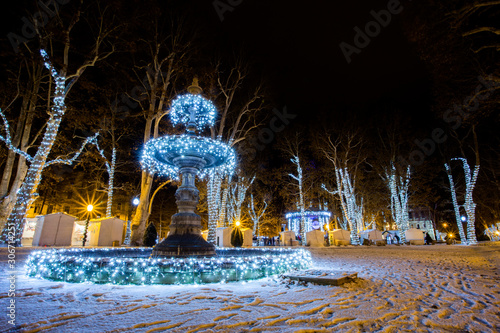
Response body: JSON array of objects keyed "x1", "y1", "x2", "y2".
[
  {"x1": 445, "y1": 157, "x2": 479, "y2": 245},
  {"x1": 129, "y1": 20, "x2": 191, "y2": 245},
  {"x1": 0, "y1": 4, "x2": 115, "y2": 244},
  {"x1": 0, "y1": 57, "x2": 43, "y2": 224},
  {"x1": 227, "y1": 175, "x2": 254, "y2": 226},
  {"x1": 248, "y1": 192, "x2": 268, "y2": 238},
  {"x1": 321, "y1": 132, "x2": 365, "y2": 245},
  {"x1": 280, "y1": 134, "x2": 308, "y2": 243},
  {"x1": 385, "y1": 163, "x2": 411, "y2": 243},
  {"x1": 205, "y1": 60, "x2": 265, "y2": 245}
]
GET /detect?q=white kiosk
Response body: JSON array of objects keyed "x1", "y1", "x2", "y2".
[
  {"x1": 32, "y1": 213, "x2": 76, "y2": 246},
  {"x1": 86, "y1": 217, "x2": 125, "y2": 246}
]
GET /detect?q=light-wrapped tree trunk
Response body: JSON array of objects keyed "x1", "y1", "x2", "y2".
[
  {"x1": 386, "y1": 164, "x2": 411, "y2": 243},
  {"x1": 445, "y1": 158, "x2": 479, "y2": 245},
  {"x1": 248, "y1": 193, "x2": 268, "y2": 237}
]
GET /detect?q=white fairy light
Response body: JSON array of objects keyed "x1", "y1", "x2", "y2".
[
  {"x1": 322, "y1": 167, "x2": 361, "y2": 245},
  {"x1": 0, "y1": 49, "x2": 98, "y2": 245},
  {"x1": 92, "y1": 138, "x2": 116, "y2": 217},
  {"x1": 289, "y1": 155, "x2": 307, "y2": 244},
  {"x1": 141, "y1": 134, "x2": 237, "y2": 179},
  {"x1": 285, "y1": 210, "x2": 331, "y2": 235},
  {"x1": 444, "y1": 158, "x2": 479, "y2": 245},
  {"x1": 386, "y1": 163, "x2": 411, "y2": 244},
  {"x1": 169, "y1": 94, "x2": 217, "y2": 130},
  {"x1": 0, "y1": 110, "x2": 35, "y2": 162},
  {"x1": 25, "y1": 247, "x2": 312, "y2": 285},
  {"x1": 248, "y1": 193, "x2": 268, "y2": 237},
  {"x1": 228, "y1": 176, "x2": 254, "y2": 227}
]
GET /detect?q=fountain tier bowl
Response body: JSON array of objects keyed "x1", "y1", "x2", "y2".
[
  {"x1": 26, "y1": 247, "x2": 312, "y2": 285},
  {"x1": 142, "y1": 135, "x2": 237, "y2": 174}
]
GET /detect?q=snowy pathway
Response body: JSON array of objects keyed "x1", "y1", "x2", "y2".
[{"x1": 1, "y1": 244, "x2": 499, "y2": 332}]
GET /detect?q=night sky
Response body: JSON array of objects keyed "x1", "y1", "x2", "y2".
[
  {"x1": 1, "y1": 0, "x2": 431, "y2": 122},
  {"x1": 0, "y1": 0, "x2": 499, "y2": 233},
  {"x1": 188, "y1": 0, "x2": 431, "y2": 121}
]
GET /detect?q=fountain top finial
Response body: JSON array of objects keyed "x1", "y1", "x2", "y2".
[{"x1": 187, "y1": 77, "x2": 202, "y2": 95}]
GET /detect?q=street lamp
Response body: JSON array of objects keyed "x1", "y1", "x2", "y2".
[
  {"x1": 82, "y1": 204, "x2": 93, "y2": 247},
  {"x1": 132, "y1": 197, "x2": 140, "y2": 206},
  {"x1": 461, "y1": 216, "x2": 467, "y2": 222},
  {"x1": 235, "y1": 220, "x2": 241, "y2": 227}
]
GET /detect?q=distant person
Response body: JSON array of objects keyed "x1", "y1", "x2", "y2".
[
  {"x1": 425, "y1": 232, "x2": 433, "y2": 245},
  {"x1": 386, "y1": 234, "x2": 392, "y2": 244}
]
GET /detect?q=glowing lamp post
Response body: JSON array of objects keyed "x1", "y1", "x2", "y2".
[{"x1": 82, "y1": 204, "x2": 93, "y2": 247}]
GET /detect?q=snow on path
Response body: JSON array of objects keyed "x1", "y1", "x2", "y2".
[{"x1": 1, "y1": 244, "x2": 499, "y2": 332}]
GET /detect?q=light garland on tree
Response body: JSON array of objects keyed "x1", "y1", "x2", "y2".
[
  {"x1": 92, "y1": 138, "x2": 116, "y2": 217},
  {"x1": 249, "y1": 193, "x2": 268, "y2": 237},
  {"x1": 219, "y1": 185, "x2": 229, "y2": 227},
  {"x1": 228, "y1": 176, "x2": 254, "y2": 227},
  {"x1": 141, "y1": 134, "x2": 237, "y2": 180},
  {"x1": 322, "y1": 167, "x2": 361, "y2": 245},
  {"x1": 25, "y1": 247, "x2": 312, "y2": 285},
  {"x1": 169, "y1": 94, "x2": 217, "y2": 130},
  {"x1": 44, "y1": 133, "x2": 99, "y2": 168},
  {"x1": 0, "y1": 49, "x2": 98, "y2": 245},
  {"x1": 0, "y1": 110, "x2": 35, "y2": 162},
  {"x1": 445, "y1": 158, "x2": 479, "y2": 245},
  {"x1": 386, "y1": 163, "x2": 411, "y2": 244},
  {"x1": 207, "y1": 173, "x2": 223, "y2": 244},
  {"x1": 289, "y1": 155, "x2": 307, "y2": 244}
]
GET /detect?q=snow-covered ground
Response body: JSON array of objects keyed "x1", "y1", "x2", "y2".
[{"x1": 1, "y1": 243, "x2": 499, "y2": 333}]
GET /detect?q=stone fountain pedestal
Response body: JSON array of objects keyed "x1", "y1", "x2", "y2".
[{"x1": 152, "y1": 156, "x2": 215, "y2": 257}]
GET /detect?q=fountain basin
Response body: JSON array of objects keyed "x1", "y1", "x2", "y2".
[
  {"x1": 142, "y1": 135, "x2": 237, "y2": 178},
  {"x1": 26, "y1": 247, "x2": 312, "y2": 285}
]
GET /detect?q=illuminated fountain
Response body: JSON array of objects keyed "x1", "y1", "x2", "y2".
[
  {"x1": 25, "y1": 80, "x2": 311, "y2": 285},
  {"x1": 142, "y1": 79, "x2": 236, "y2": 257}
]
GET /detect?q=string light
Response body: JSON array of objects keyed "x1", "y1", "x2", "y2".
[
  {"x1": 207, "y1": 174, "x2": 223, "y2": 244},
  {"x1": 444, "y1": 158, "x2": 479, "y2": 245},
  {"x1": 139, "y1": 82, "x2": 236, "y2": 250},
  {"x1": 92, "y1": 138, "x2": 116, "y2": 217},
  {"x1": 0, "y1": 49, "x2": 97, "y2": 245},
  {"x1": 0, "y1": 110, "x2": 34, "y2": 162},
  {"x1": 141, "y1": 134, "x2": 237, "y2": 179},
  {"x1": 285, "y1": 211, "x2": 331, "y2": 234},
  {"x1": 386, "y1": 163, "x2": 411, "y2": 244},
  {"x1": 322, "y1": 167, "x2": 361, "y2": 245},
  {"x1": 169, "y1": 94, "x2": 217, "y2": 130},
  {"x1": 289, "y1": 155, "x2": 306, "y2": 244},
  {"x1": 228, "y1": 177, "x2": 254, "y2": 227},
  {"x1": 248, "y1": 193, "x2": 268, "y2": 237},
  {"x1": 26, "y1": 247, "x2": 312, "y2": 285}
]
